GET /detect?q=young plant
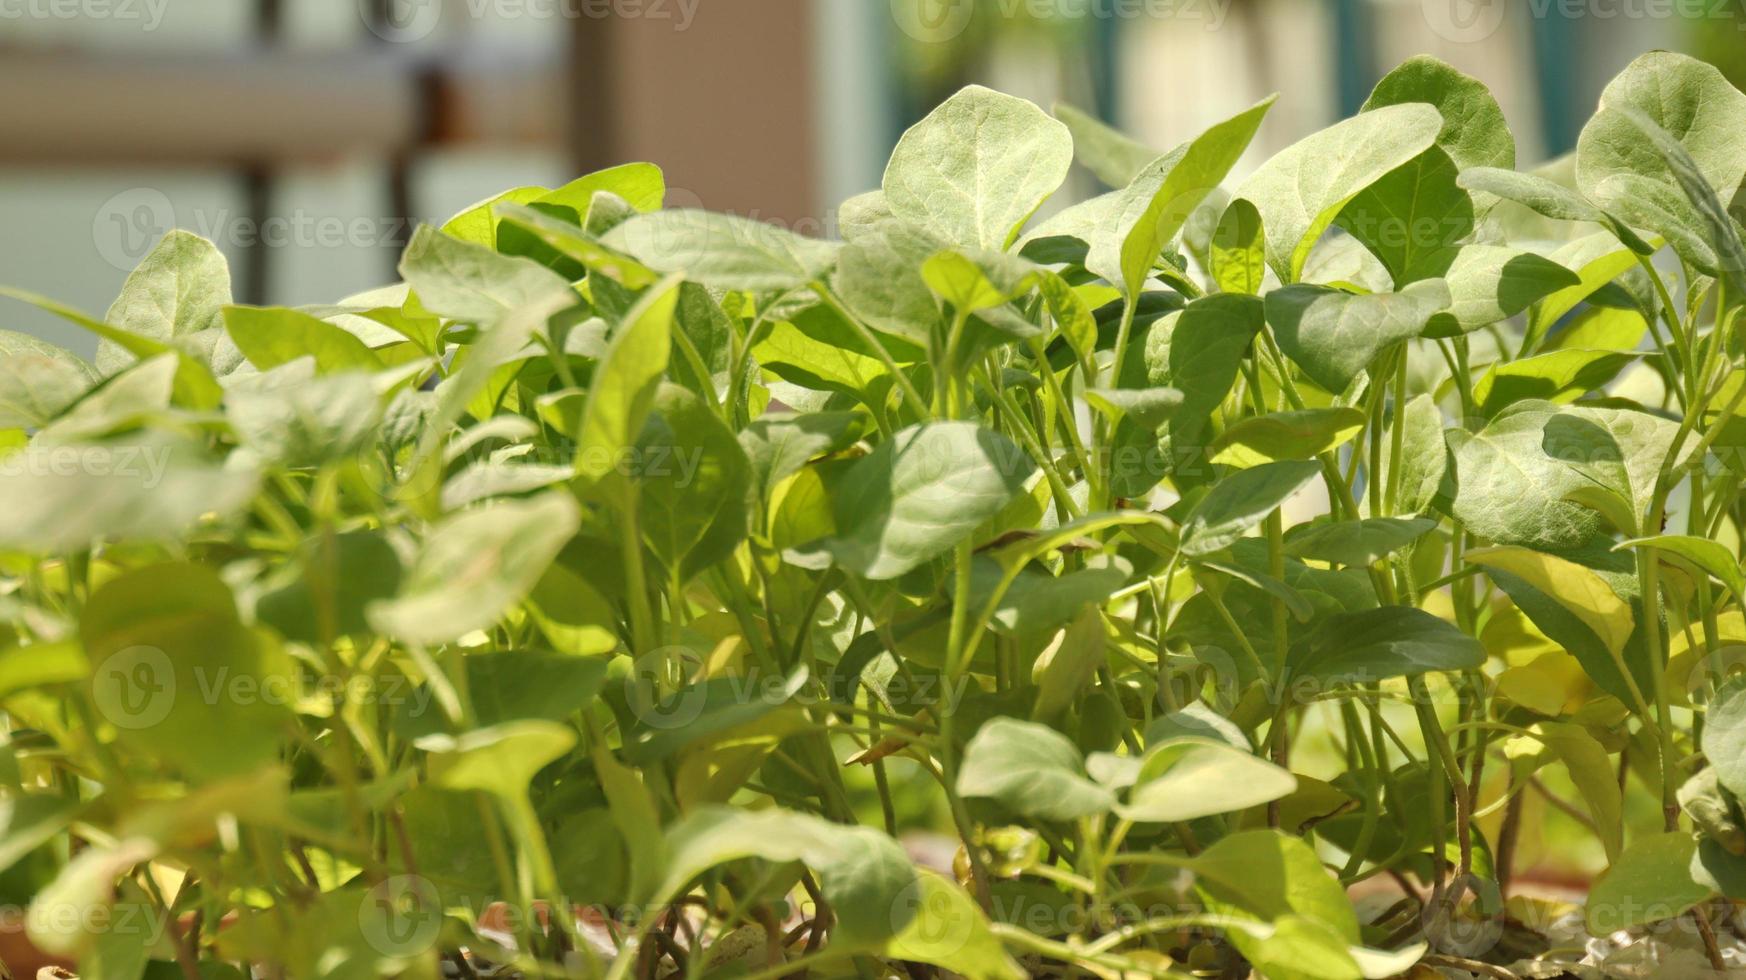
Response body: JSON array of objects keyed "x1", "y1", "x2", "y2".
[{"x1": 2, "y1": 49, "x2": 1746, "y2": 980}]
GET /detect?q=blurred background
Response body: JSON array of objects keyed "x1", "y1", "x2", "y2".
[{"x1": 0, "y1": 0, "x2": 1740, "y2": 356}]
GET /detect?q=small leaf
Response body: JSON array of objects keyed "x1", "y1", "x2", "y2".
[
  {"x1": 368, "y1": 491, "x2": 581, "y2": 646},
  {"x1": 1211, "y1": 407, "x2": 1366, "y2": 467},
  {"x1": 827, "y1": 422, "x2": 1035, "y2": 580},
  {"x1": 883, "y1": 86, "x2": 1074, "y2": 250},
  {"x1": 1180, "y1": 461, "x2": 1322, "y2": 557},
  {"x1": 1617, "y1": 535, "x2": 1746, "y2": 611},
  {"x1": 1285, "y1": 517, "x2": 1436, "y2": 567},
  {"x1": 1291, "y1": 606, "x2": 1484, "y2": 684},
  {"x1": 398, "y1": 224, "x2": 576, "y2": 322},
  {"x1": 1238, "y1": 104, "x2": 1443, "y2": 281},
  {"x1": 1210, "y1": 198, "x2": 1266, "y2": 295},
  {"x1": 224, "y1": 306, "x2": 384, "y2": 374},
  {"x1": 1110, "y1": 738, "x2": 1296, "y2": 823},
  {"x1": 1586, "y1": 832, "x2": 1713, "y2": 934},
  {"x1": 956, "y1": 717, "x2": 1115, "y2": 821},
  {"x1": 576, "y1": 276, "x2": 683, "y2": 484},
  {"x1": 1468, "y1": 546, "x2": 1634, "y2": 659},
  {"x1": 1266, "y1": 280, "x2": 1451, "y2": 393},
  {"x1": 1083, "y1": 386, "x2": 1184, "y2": 429},
  {"x1": 604, "y1": 209, "x2": 841, "y2": 292}
]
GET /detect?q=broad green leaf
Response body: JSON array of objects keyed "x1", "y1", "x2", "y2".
[
  {"x1": 965, "y1": 557, "x2": 1130, "y2": 640},
  {"x1": 1542, "y1": 404, "x2": 1685, "y2": 530},
  {"x1": 883, "y1": 85, "x2": 1074, "y2": 251},
  {"x1": 1266, "y1": 279, "x2": 1451, "y2": 393},
  {"x1": 754, "y1": 319, "x2": 890, "y2": 396},
  {"x1": 1449, "y1": 402, "x2": 1605, "y2": 550},
  {"x1": 1082, "y1": 386, "x2": 1183, "y2": 429},
  {"x1": 1108, "y1": 737, "x2": 1296, "y2": 822},
  {"x1": 0, "y1": 436, "x2": 258, "y2": 554},
  {"x1": 0, "y1": 286, "x2": 224, "y2": 409},
  {"x1": 1382, "y1": 394, "x2": 1447, "y2": 515},
  {"x1": 1031, "y1": 606, "x2": 1110, "y2": 718},
  {"x1": 956, "y1": 717, "x2": 1115, "y2": 821},
  {"x1": 622, "y1": 669, "x2": 809, "y2": 765},
  {"x1": 0, "y1": 794, "x2": 78, "y2": 876},
  {"x1": 0, "y1": 640, "x2": 88, "y2": 703},
  {"x1": 38, "y1": 353, "x2": 176, "y2": 444},
  {"x1": 1237, "y1": 103, "x2": 1442, "y2": 282},
  {"x1": 225, "y1": 367, "x2": 383, "y2": 468},
  {"x1": 368, "y1": 491, "x2": 581, "y2": 646},
  {"x1": 223, "y1": 306, "x2": 384, "y2": 374},
  {"x1": 739, "y1": 410, "x2": 863, "y2": 502},
  {"x1": 653, "y1": 806, "x2": 919, "y2": 951},
  {"x1": 1337, "y1": 58, "x2": 1512, "y2": 285},
  {"x1": 1180, "y1": 460, "x2": 1322, "y2": 557},
  {"x1": 443, "y1": 185, "x2": 549, "y2": 245},
  {"x1": 1210, "y1": 407, "x2": 1366, "y2": 467},
  {"x1": 636, "y1": 385, "x2": 751, "y2": 582},
  {"x1": 0, "y1": 339, "x2": 95, "y2": 428},
  {"x1": 1422, "y1": 245, "x2": 1581, "y2": 337},
  {"x1": 421, "y1": 720, "x2": 576, "y2": 800},
  {"x1": 835, "y1": 215, "x2": 948, "y2": 346},
  {"x1": 1091, "y1": 97, "x2": 1274, "y2": 296},
  {"x1": 921, "y1": 248, "x2": 1040, "y2": 311},
  {"x1": 400, "y1": 650, "x2": 607, "y2": 739},
  {"x1": 256, "y1": 531, "x2": 403, "y2": 646},
  {"x1": 1055, "y1": 101, "x2": 1159, "y2": 189},
  {"x1": 827, "y1": 421, "x2": 1034, "y2": 580},
  {"x1": 535, "y1": 162, "x2": 666, "y2": 215},
  {"x1": 398, "y1": 224, "x2": 576, "y2": 322},
  {"x1": 84, "y1": 563, "x2": 292, "y2": 782},
  {"x1": 1119, "y1": 293, "x2": 1265, "y2": 496},
  {"x1": 883, "y1": 872, "x2": 1024, "y2": 980},
  {"x1": 1211, "y1": 198, "x2": 1266, "y2": 295},
  {"x1": 575, "y1": 276, "x2": 683, "y2": 483},
  {"x1": 1285, "y1": 517, "x2": 1437, "y2": 567},
  {"x1": 1458, "y1": 166, "x2": 1655, "y2": 253},
  {"x1": 491, "y1": 202, "x2": 659, "y2": 289},
  {"x1": 1576, "y1": 51, "x2": 1746, "y2": 282},
  {"x1": 1680, "y1": 769, "x2": 1746, "y2": 856},
  {"x1": 1524, "y1": 231, "x2": 1648, "y2": 355},
  {"x1": 1703, "y1": 681, "x2": 1746, "y2": 801},
  {"x1": 1611, "y1": 106, "x2": 1746, "y2": 293},
  {"x1": 1291, "y1": 606, "x2": 1484, "y2": 684},
  {"x1": 1192, "y1": 830, "x2": 1359, "y2": 941},
  {"x1": 1618, "y1": 534, "x2": 1746, "y2": 610},
  {"x1": 1585, "y1": 832, "x2": 1712, "y2": 934},
  {"x1": 1525, "y1": 720, "x2": 1624, "y2": 860},
  {"x1": 604, "y1": 209, "x2": 841, "y2": 292},
  {"x1": 1468, "y1": 546, "x2": 1633, "y2": 657},
  {"x1": 1473, "y1": 347, "x2": 1635, "y2": 416},
  {"x1": 100, "y1": 230, "x2": 236, "y2": 375}
]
